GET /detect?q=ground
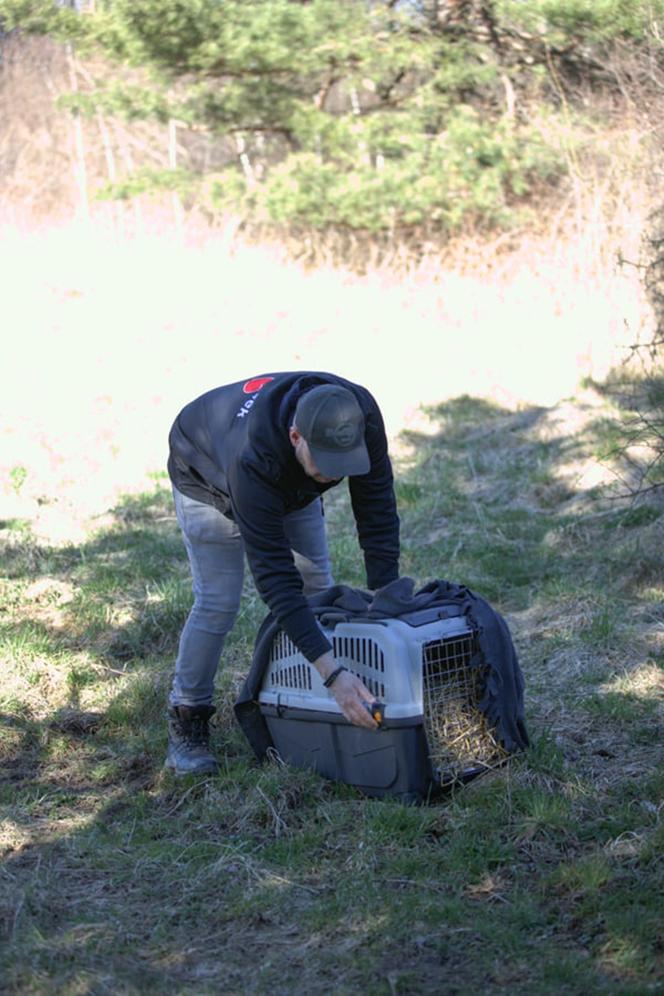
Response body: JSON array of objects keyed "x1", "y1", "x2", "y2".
[{"x1": 2, "y1": 382, "x2": 663, "y2": 994}]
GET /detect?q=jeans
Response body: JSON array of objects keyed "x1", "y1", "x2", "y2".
[{"x1": 170, "y1": 488, "x2": 333, "y2": 706}]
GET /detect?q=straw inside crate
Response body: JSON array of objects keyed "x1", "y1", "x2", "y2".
[{"x1": 422, "y1": 635, "x2": 507, "y2": 781}]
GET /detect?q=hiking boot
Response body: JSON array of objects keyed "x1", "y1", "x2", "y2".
[{"x1": 165, "y1": 704, "x2": 219, "y2": 776}]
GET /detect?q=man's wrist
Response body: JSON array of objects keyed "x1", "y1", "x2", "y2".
[
  {"x1": 313, "y1": 651, "x2": 336, "y2": 683},
  {"x1": 323, "y1": 665, "x2": 348, "y2": 688}
]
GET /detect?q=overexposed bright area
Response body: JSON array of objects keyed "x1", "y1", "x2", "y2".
[{"x1": 1, "y1": 208, "x2": 648, "y2": 540}]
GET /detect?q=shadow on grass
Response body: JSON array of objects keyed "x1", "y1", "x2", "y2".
[
  {"x1": 1, "y1": 393, "x2": 663, "y2": 992},
  {"x1": 393, "y1": 396, "x2": 594, "y2": 606},
  {"x1": 583, "y1": 365, "x2": 664, "y2": 498},
  {"x1": 1, "y1": 709, "x2": 662, "y2": 993}
]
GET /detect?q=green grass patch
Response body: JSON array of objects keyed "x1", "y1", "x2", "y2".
[{"x1": 1, "y1": 393, "x2": 663, "y2": 993}]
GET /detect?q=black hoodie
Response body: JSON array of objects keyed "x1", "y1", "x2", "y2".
[{"x1": 167, "y1": 371, "x2": 400, "y2": 662}]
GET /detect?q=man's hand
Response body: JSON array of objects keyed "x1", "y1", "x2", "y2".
[
  {"x1": 329, "y1": 670, "x2": 378, "y2": 729},
  {"x1": 314, "y1": 652, "x2": 378, "y2": 730}
]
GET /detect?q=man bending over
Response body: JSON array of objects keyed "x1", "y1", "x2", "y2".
[{"x1": 166, "y1": 371, "x2": 400, "y2": 775}]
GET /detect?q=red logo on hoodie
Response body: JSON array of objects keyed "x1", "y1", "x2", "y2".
[{"x1": 243, "y1": 376, "x2": 274, "y2": 394}]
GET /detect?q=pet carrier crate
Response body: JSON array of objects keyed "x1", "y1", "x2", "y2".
[{"x1": 257, "y1": 606, "x2": 507, "y2": 802}]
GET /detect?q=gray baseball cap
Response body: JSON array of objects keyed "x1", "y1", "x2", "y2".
[{"x1": 294, "y1": 384, "x2": 371, "y2": 478}]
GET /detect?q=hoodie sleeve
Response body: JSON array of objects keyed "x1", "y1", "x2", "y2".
[
  {"x1": 348, "y1": 397, "x2": 400, "y2": 590},
  {"x1": 227, "y1": 459, "x2": 332, "y2": 662}
]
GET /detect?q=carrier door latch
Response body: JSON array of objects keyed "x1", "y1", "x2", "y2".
[{"x1": 365, "y1": 700, "x2": 385, "y2": 727}]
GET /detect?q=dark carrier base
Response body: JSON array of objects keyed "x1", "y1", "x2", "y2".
[{"x1": 260, "y1": 704, "x2": 482, "y2": 804}]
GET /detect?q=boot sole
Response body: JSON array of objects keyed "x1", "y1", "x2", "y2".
[{"x1": 164, "y1": 758, "x2": 219, "y2": 777}]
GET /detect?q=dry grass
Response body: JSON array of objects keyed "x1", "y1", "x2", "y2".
[
  {"x1": 2, "y1": 36, "x2": 658, "y2": 549},
  {"x1": 1, "y1": 163, "x2": 653, "y2": 547}
]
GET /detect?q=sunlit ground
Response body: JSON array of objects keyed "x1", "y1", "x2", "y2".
[{"x1": 2, "y1": 216, "x2": 648, "y2": 542}]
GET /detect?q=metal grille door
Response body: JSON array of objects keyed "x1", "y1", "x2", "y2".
[{"x1": 422, "y1": 634, "x2": 506, "y2": 783}]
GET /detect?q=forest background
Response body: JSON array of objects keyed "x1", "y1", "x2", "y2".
[{"x1": 1, "y1": 2, "x2": 663, "y2": 994}]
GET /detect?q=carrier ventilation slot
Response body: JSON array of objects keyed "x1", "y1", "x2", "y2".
[
  {"x1": 332, "y1": 635, "x2": 386, "y2": 699},
  {"x1": 270, "y1": 631, "x2": 298, "y2": 663},
  {"x1": 268, "y1": 632, "x2": 313, "y2": 691},
  {"x1": 421, "y1": 635, "x2": 506, "y2": 783},
  {"x1": 271, "y1": 662, "x2": 312, "y2": 691},
  {"x1": 331, "y1": 635, "x2": 385, "y2": 672}
]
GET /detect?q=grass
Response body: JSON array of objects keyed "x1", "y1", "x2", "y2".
[{"x1": 1, "y1": 392, "x2": 663, "y2": 994}]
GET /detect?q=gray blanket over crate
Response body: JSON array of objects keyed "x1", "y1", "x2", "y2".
[{"x1": 234, "y1": 577, "x2": 530, "y2": 760}]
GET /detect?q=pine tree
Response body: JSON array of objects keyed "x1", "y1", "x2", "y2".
[{"x1": 1, "y1": 0, "x2": 662, "y2": 234}]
